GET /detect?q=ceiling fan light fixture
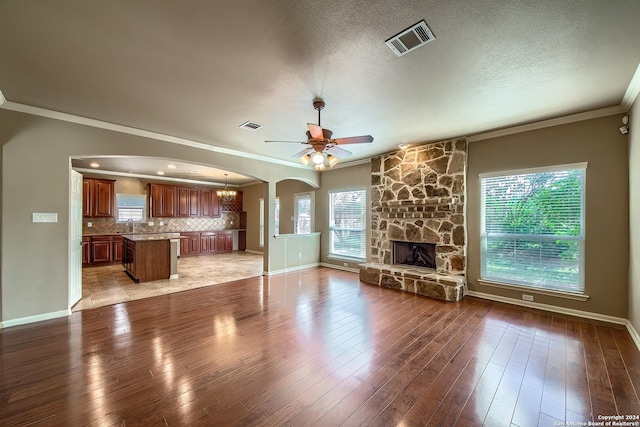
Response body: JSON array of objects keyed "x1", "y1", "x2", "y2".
[
  {"x1": 311, "y1": 152, "x2": 325, "y2": 165},
  {"x1": 327, "y1": 154, "x2": 339, "y2": 167},
  {"x1": 314, "y1": 163, "x2": 325, "y2": 171},
  {"x1": 216, "y1": 173, "x2": 237, "y2": 202},
  {"x1": 300, "y1": 154, "x2": 312, "y2": 165}
]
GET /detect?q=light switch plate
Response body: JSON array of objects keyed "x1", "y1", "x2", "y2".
[{"x1": 32, "y1": 213, "x2": 58, "y2": 223}]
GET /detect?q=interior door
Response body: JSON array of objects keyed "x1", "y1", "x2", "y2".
[{"x1": 69, "y1": 169, "x2": 83, "y2": 308}]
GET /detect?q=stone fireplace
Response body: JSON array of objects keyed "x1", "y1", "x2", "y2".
[
  {"x1": 393, "y1": 241, "x2": 436, "y2": 269},
  {"x1": 359, "y1": 138, "x2": 467, "y2": 302}
]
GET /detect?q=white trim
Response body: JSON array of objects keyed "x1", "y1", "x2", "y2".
[
  {"x1": 273, "y1": 231, "x2": 321, "y2": 239},
  {"x1": 466, "y1": 290, "x2": 626, "y2": 325},
  {"x1": 0, "y1": 100, "x2": 308, "y2": 169},
  {"x1": 263, "y1": 262, "x2": 320, "y2": 276},
  {"x1": 477, "y1": 279, "x2": 589, "y2": 301},
  {"x1": 319, "y1": 262, "x2": 360, "y2": 273},
  {"x1": 467, "y1": 105, "x2": 625, "y2": 143},
  {"x1": 622, "y1": 62, "x2": 640, "y2": 110},
  {"x1": 626, "y1": 321, "x2": 640, "y2": 352},
  {"x1": 0, "y1": 90, "x2": 5, "y2": 108},
  {"x1": 75, "y1": 168, "x2": 247, "y2": 187},
  {"x1": 478, "y1": 162, "x2": 588, "y2": 180},
  {"x1": 244, "y1": 249, "x2": 263, "y2": 255},
  {"x1": 1, "y1": 309, "x2": 69, "y2": 329}
]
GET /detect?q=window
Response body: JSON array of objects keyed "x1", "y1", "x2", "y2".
[
  {"x1": 480, "y1": 164, "x2": 586, "y2": 294},
  {"x1": 275, "y1": 198, "x2": 280, "y2": 235},
  {"x1": 294, "y1": 192, "x2": 314, "y2": 234},
  {"x1": 116, "y1": 194, "x2": 146, "y2": 222},
  {"x1": 329, "y1": 189, "x2": 366, "y2": 259}
]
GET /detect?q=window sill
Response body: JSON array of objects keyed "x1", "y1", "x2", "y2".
[
  {"x1": 478, "y1": 279, "x2": 589, "y2": 301},
  {"x1": 328, "y1": 254, "x2": 365, "y2": 263}
]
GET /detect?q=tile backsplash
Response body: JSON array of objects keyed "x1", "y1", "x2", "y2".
[{"x1": 83, "y1": 212, "x2": 241, "y2": 235}]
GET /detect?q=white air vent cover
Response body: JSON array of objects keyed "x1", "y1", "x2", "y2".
[
  {"x1": 385, "y1": 20, "x2": 435, "y2": 57},
  {"x1": 239, "y1": 121, "x2": 263, "y2": 131}
]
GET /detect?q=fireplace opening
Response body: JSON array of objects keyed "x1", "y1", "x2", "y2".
[{"x1": 393, "y1": 241, "x2": 436, "y2": 269}]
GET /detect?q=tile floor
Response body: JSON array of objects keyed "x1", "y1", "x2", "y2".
[{"x1": 73, "y1": 251, "x2": 264, "y2": 311}]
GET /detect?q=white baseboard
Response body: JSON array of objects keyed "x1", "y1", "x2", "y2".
[
  {"x1": 319, "y1": 262, "x2": 359, "y2": 274},
  {"x1": 245, "y1": 249, "x2": 263, "y2": 255},
  {"x1": 466, "y1": 290, "x2": 628, "y2": 325},
  {"x1": 626, "y1": 321, "x2": 640, "y2": 352},
  {"x1": 263, "y1": 262, "x2": 320, "y2": 276},
  {"x1": 1, "y1": 309, "x2": 69, "y2": 329}
]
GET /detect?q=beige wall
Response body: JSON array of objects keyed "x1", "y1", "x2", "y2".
[
  {"x1": 242, "y1": 182, "x2": 264, "y2": 253},
  {"x1": 467, "y1": 114, "x2": 630, "y2": 318},
  {"x1": 629, "y1": 101, "x2": 639, "y2": 332},
  {"x1": 0, "y1": 109, "x2": 318, "y2": 323},
  {"x1": 317, "y1": 162, "x2": 371, "y2": 270},
  {"x1": 276, "y1": 179, "x2": 316, "y2": 235}
]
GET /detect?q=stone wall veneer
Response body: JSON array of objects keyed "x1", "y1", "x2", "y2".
[{"x1": 360, "y1": 138, "x2": 467, "y2": 302}]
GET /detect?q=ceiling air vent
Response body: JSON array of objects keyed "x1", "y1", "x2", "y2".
[
  {"x1": 239, "y1": 121, "x2": 263, "y2": 131},
  {"x1": 385, "y1": 20, "x2": 435, "y2": 57}
]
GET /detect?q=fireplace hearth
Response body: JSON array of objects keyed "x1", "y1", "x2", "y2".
[{"x1": 393, "y1": 241, "x2": 436, "y2": 270}]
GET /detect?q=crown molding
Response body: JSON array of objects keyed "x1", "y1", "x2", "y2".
[
  {"x1": 0, "y1": 99, "x2": 309, "y2": 170},
  {"x1": 622, "y1": 62, "x2": 640, "y2": 110},
  {"x1": 467, "y1": 105, "x2": 626, "y2": 143},
  {"x1": 73, "y1": 168, "x2": 256, "y2": 187}
]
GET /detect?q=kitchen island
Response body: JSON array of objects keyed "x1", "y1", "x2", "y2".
[{"x1": 122, "y1": 233, "x2": 183, "y2": 283}]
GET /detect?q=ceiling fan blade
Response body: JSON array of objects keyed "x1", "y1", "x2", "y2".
[
  {"x1": 307, "y1": 123, "x2": 324, "y2": 139},
  {"x1": 292, "y1": 147, "x2": 314, "y2": 158},
  {"x1": 326, "y1": 146, "x2": 352, "y2": 157},
  {"x1": 333, "y1": 135, "x2": 374, "y2": 145},
  {"x1": 265, "y1": 141, "x2": 307, "y2": 144}
]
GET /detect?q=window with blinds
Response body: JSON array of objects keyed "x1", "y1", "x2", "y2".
[
  {"x1": 116, "y1": 194, "x2": 147, "y2": 222},
  {"x1": 480, "y1": 164, "x2": 586, "y2": 294},
  {"x1": 329, "y1": 189, "x2": 366, "y2": 259}
]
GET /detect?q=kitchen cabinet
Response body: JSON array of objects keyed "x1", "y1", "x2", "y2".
[
  {"x1": 180, "y1": 232, "x2": 200, "y2": 256},
  {"x1": 220, "y1": 191, "x2": 243, "y2": 213},
  {"x1": 83, "y1": 178, "x2": 115, "y2": 217},
  {"x1": 91, "y1": 235, "x2": 112, "y2": 263},
  {"x1": 218, "y1": 231, "x2": 233, "y2": 252},
  {"x1": 149, "y1": 183, "x2": 176, "y2": 218},
  {"x1": 177, "y1": 187, "x2": 201, "y2": 218},
  {"x1": 112, "y1": 235, "x2": 123, "y2": 262},
  {"x1": 122, "y1": 236, "x2": 171, "y2": 283},
  {"x1": 200, "y1": 232, "x2": 218, "y2": 253},
  {"x1": 200, "y1": 189, "x2": 220, "y2": 218},
  {"x1": 82, "y1": 237, "x2": 91, "y2": 265}
]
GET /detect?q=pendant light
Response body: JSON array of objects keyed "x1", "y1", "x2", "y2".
[{"x1": 216, "y1": 173, "x2": 237, "y2": 202}]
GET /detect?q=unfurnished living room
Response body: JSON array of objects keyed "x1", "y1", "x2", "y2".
[{"x1": 1, "y1": 1, "x2": 640, "y2": 426}]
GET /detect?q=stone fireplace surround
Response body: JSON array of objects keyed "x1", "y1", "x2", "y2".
[{"x1": 359, "y1": 139, "x2": 467, "y2": 302}]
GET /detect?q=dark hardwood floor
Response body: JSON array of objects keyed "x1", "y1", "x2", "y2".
[{"x1": 1, "y1": 267, "x2": 639, "y2": 426}]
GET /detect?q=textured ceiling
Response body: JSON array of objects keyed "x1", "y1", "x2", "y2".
[{"x1": 1, "y1": 0, "x2": 639, "y2": 179}]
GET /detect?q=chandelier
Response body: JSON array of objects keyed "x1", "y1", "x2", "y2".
[{"x1": 216, "y1": 174, "x2": 237, "y2": 202}]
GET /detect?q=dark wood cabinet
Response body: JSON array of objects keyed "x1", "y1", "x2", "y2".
[
  {"x1": 177, "y1": 187, "x2": 189, "y2": 217},
  {"x1": 200, "y1": 232, "x2": 217, "y2": 253},
  {"x1": 220, "y1": 191, "x2": 243, "y2": 213},
  {"x1": 189, "y1": 188, "x2": 200, "y2": 216},
  {"x1": 200, "y1": 189, "x2": 220, "y2": 218},
  {"x1": 112, "y1": 236, "x2": 123, "y2": 262},
  {"x1": 122, "y1": 237, "x2": 171, "y2": 283},
  {"x1": 149, "y1": 184, "x2": 176, "y2": 218},
  {"x1": 82, "y1": 237, "x2": 91, "y2": 265},
  {"x1": 180, "y1": 232, "x2": 200, "y2": 256},
  {"x1": 83, "y1": 178, "x2": 115, "y2": 218},
  {"x1": 218, "y1": 231, "x2": 233, "y2": 252},
  {"x1": 91, "y1": 236, "x2": 112, "y2": 263}
]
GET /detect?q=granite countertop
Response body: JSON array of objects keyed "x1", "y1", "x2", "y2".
[
  {"x1": 83, "y1": 229, "x2": 245, "y2": 237},
  {"x1": 122, "y1": 233, "x2": 186, "y2": 241}
]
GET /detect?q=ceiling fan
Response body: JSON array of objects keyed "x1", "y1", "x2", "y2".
[{"x1": 265, "y1": 99, "x2": 374, "y2": 170}]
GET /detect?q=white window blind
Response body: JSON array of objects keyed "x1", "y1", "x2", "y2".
[
  {"x1": 294, "y1": 193, "x2": 313, "y2": 234},
  {"x1": 480, "y1": 165, "x2": 585, "y2": 293},
  {"x1": 329, "y1": 189, "x2": 366, "y2": 259},
  {"x1": 116, "y1": 194, "x2": 146, "y2": 222}
]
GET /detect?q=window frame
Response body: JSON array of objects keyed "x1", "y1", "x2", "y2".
[
  {"x1": 328, "y1": 189, "x2": 366, "y2": 261},
  {"x1": 294, "y1": 192, "x2": 314, "y2": 235},
  {"x1": 479, "y1": 163, "x2": 587, "y2": 297}
]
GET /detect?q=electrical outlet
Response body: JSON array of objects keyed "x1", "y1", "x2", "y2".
[
  {"x1": 87, "y1": 222, "x2": 92, "y2": 227},
  {"x1": 230, "y1": 220, "x2": 233, "y2": 225},
  {"x1": 159, "y1": 221, "x2": 164, "y2": 226},
  {"x1": 522, "y1": 294, "x2": 534, "y2": 302},
  {"x1": 298, "y1": 252, "x2": 302, "y2": 258},
  {"x1": 343, "y1": 262, "x2": 349, "y2": 267},
  {"x1": 148, "y1": 221, "x2": 154, "y2": 226}
]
